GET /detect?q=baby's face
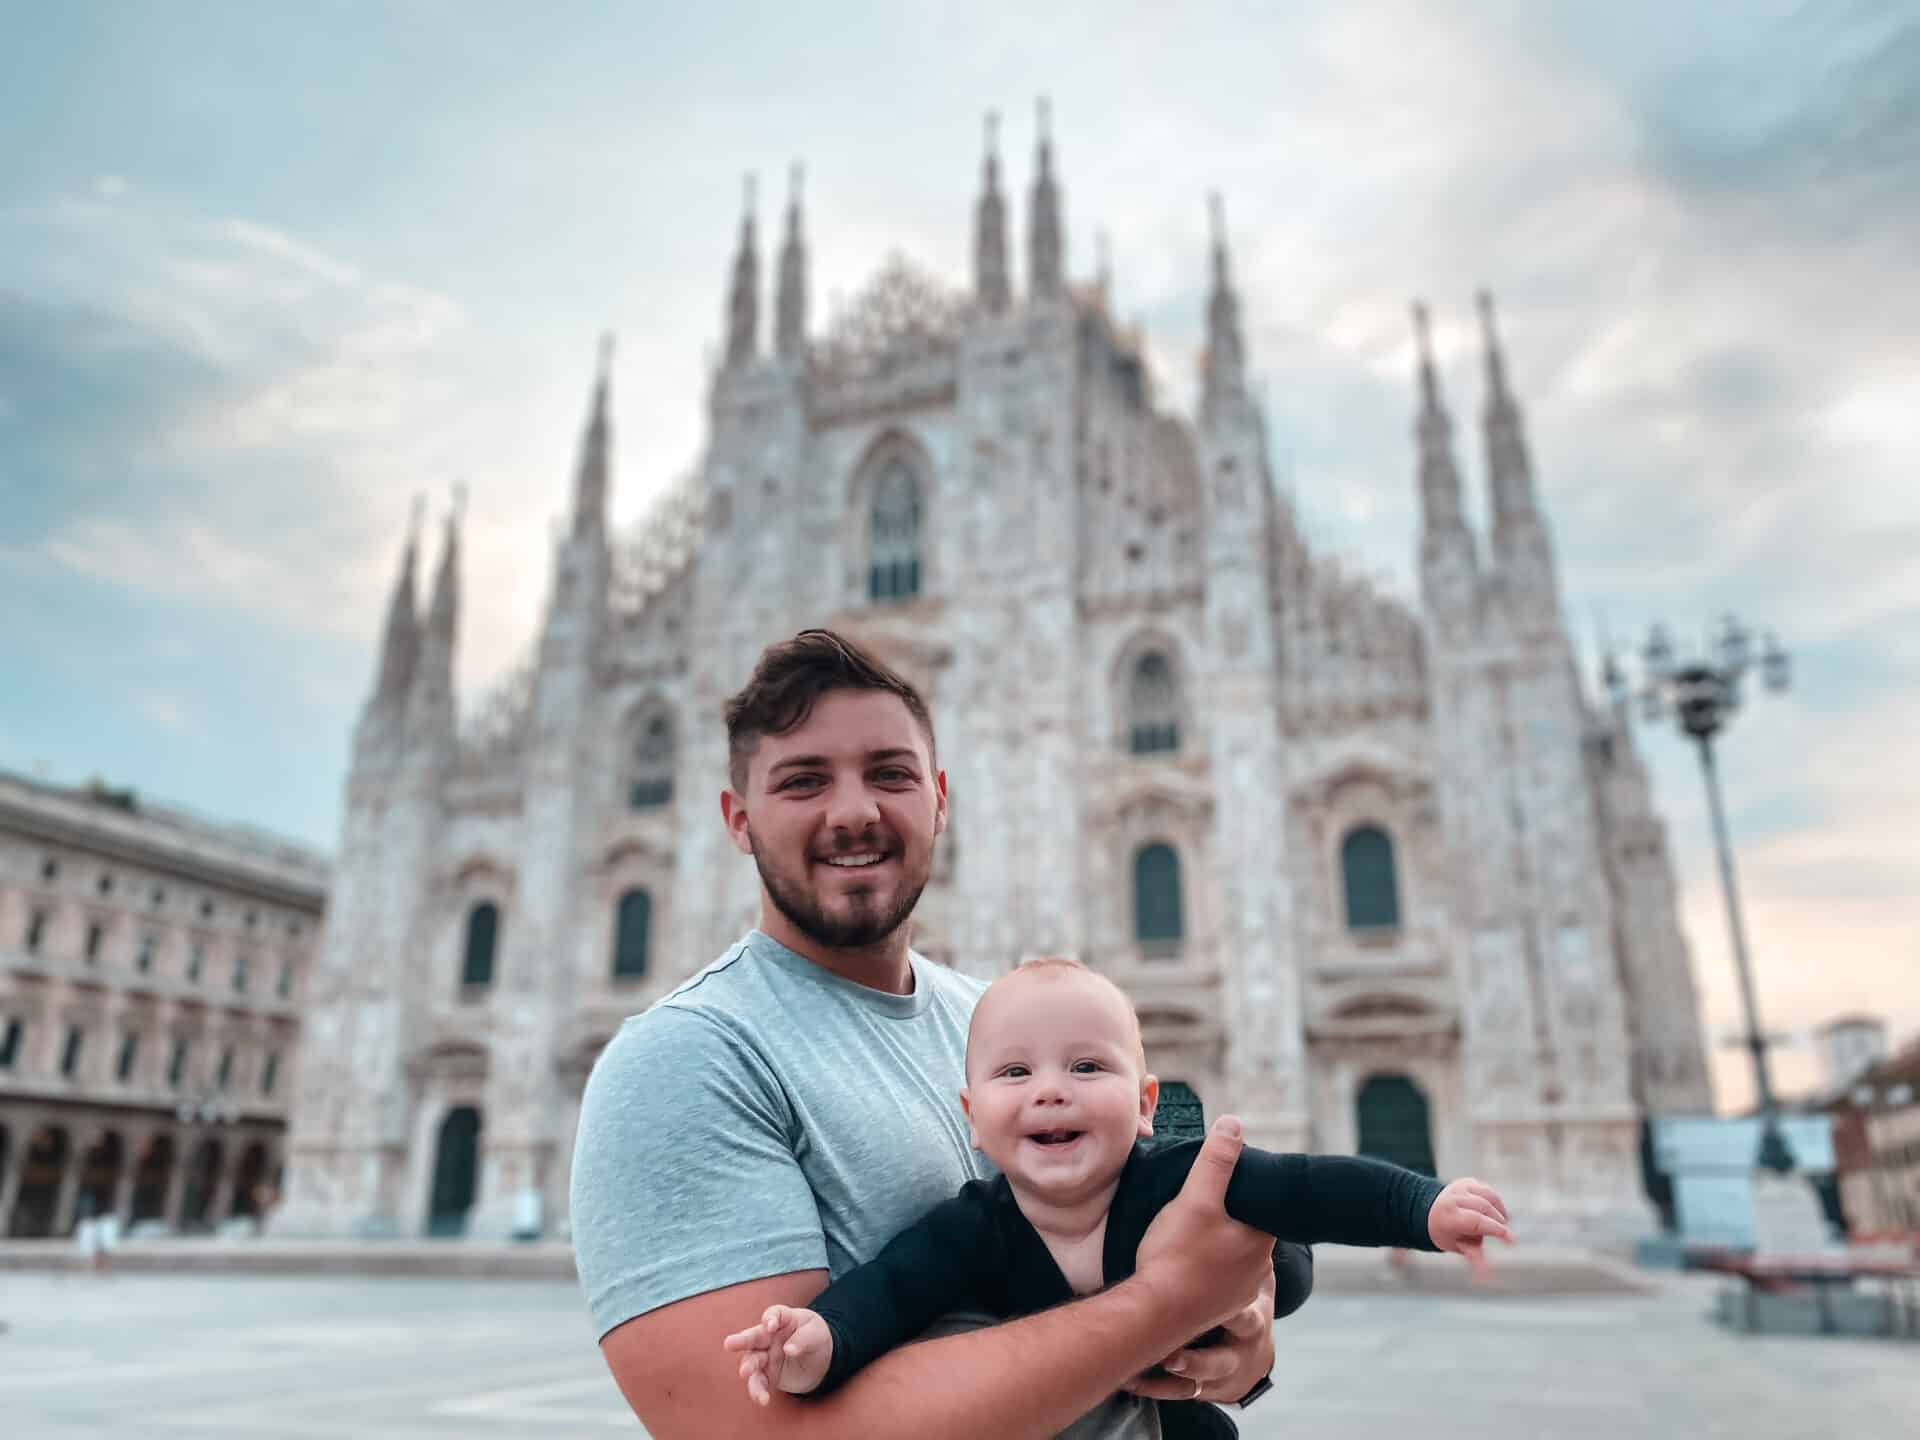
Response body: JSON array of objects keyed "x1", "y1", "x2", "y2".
[{"x1": 961, "y1": 970, "x2": 1157, "y2": 1204}]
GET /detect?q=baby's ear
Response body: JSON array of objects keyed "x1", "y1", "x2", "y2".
[
  {"x1": 959, "y1": 1088, "x2": 981, "y2": 1149},
  {"x1": 1137, "y1": 1074, "x2": 1160, "y2": 1137}
]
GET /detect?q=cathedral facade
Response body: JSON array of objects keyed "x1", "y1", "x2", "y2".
[{"x1": 277, "y1": 116, "x2": 1713, "y2": 1243}]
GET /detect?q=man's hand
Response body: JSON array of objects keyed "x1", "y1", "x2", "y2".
[
  {"x1": 1427, "y1": 1178, "x2": 1514, "y2": 1280},
  {"x1": 1133, "y1": 1117, "x2": 1276, "y2": 1356},
  {"x1": 1122, "y1": 1269, "x2": 1275, "y2": 1404},
  {"x1": 722, "y1": 1304, "x2": 834, "y2": 1405}
]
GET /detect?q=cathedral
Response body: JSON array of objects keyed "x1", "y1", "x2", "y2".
[{"x1": 276, "y1": 112, "x2": 1714, "y2": 1243}]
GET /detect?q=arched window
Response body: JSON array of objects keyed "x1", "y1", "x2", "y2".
[
  {"x1": 461, "y1": 902, "x2": 499, "y2": 989},
  {"x1": 1133, "y1": 842, "x2": 1184, "y2": 952},
  {"x1": 868, "y1": 458, "x2": 922, "y2": 603},
  {"x1": 611, "y1": 888, "x2": 652, "y2": 981},
  {"x1": 1341, "y1": 825, "x2": 1401, "y2": 931},
  {"x1": 629, "y1": 712, "x2": 674, "y2": 810},
  {"x1": 1128, "y1": 651, "x2": 1180, "y2": 754}
]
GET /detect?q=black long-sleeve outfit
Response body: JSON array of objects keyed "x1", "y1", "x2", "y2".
[{"x1": 809, "y1": 1138, "x2": 1445, "y2": 1438}]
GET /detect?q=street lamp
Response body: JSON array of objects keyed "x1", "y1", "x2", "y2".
[{"x1": 1608, "y1": 613, "x2": 1795, "y2": 1173}]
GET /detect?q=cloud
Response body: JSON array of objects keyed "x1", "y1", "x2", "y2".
[{"x1": 135, "y1": 690, "x2": 192, "y2": 734}]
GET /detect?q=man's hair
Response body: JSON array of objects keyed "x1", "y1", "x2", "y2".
[
  {"x1": 966, "y1": 955, "x2": 1149, "y2": 1078},
  {"x1": 723, "y1": 628, "x2": 937, "y2": 792}
]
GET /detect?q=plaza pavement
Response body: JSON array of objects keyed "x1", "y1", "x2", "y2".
[{"x1": 2, "y1": 1263, "x2": 1914, "y2": 1438}]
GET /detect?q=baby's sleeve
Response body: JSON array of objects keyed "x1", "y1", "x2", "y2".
[
  {"x1": 1226, "y1": 1148, "x2": 1445, "y2": 1252},
  {"x1": 809, "y1": 1186, "x2": 1002, "y2": 1393}
]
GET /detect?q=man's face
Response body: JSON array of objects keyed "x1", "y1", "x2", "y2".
[
  {"x1": 724, "y1": 688, "x2": 946, "y2": 951},
  {"x1": 961, "y1": 970, "x2": 1158, "y2": 1204}
]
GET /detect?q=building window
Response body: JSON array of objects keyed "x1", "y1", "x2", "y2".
[
  {"x1": 200, "y1": 898, "x2": 214, "y2": 920},
  {"x1": 216, "y1": 1047, "x2": 235, "y2": 1091},
  {"x1": 276, "y1": 960, "x2": 294, "y2": 999},
  {"x1": 168, "y1": 1038, "x2": 190, "y2": 1088},
  {"x1": 461, "y1": 902, "x2": 500, "y2": 989},
  {"x1": 25, "y1": 909, "x2": 47, "y2": 954},
  {"x1": 0, "y1": 1018, "x2": 22, "y2": 1069},
  {"x1": 611, "y1": 888, "x2": 652, "y2": 981},
  {"x1": 629, "y1": 713, "x2": 675, "y2": 809},
  {"x1": 60, "y1": 1025, "x2": 84, "y2": 1078},
  {"x1": 187, "y1": 942, "x2": 206, "y2": 983},
  {"x1": 136, "y1": 932, "x2": 158, "y2": 973},
  {"x1": 97, "y1": 872, "x2": 115, "y2": 896},
  {"x1": 1133, "y1": 842, "x2": 1185, "y2": 952},
  {"x1": 1128, "y1": 651, "x2": 1180, "y2": 755},
  {"x1": 150, "y1": 886, "x2": 166, "y2": 908},
  {"x1": 41, "y1": 857, "x2": 59, "y2": 882},
  {"x1": 85, "y1": 921, "x2": 105, "y2": 963},
  {"x1": 868, "y1": 458, "x2": 923, "y2": 603},
  {"x1": 245, "y1": 909, "x2": 257, "y2": 930},
  {"x1": 1341, "y1": 825, "x2": 1402, "y2": 932},
  {"x1": 117, "y1": 1032, "x2": 140, "y2": 1084},
  {"x1": 233, "y1": 954, "x2": 250, "y2": 994},
  {"x1": 262, "y1": 1051, "x2": 280, "y2": 1097}
]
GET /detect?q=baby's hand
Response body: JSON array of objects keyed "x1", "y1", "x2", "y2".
[
  {"x1": 722, "y1": 1304, "x2": 834, "y2": 1405},
  {"x1": 1427, "y1": 1178, "x2": 1514, "y2": 1279}
]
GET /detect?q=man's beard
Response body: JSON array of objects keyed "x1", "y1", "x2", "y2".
[{"x1": 749, "y1": 829, "x2": 928, "y2": 950}]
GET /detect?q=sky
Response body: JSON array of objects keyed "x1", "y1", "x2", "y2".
[{"x1": 2, "y1": 0, "x2": 1915, "y2": 1114}]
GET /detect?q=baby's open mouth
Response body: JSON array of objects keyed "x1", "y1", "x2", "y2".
[{"x1": 1028, "y1": 1130, "x2": 1084, "y2": 1147}]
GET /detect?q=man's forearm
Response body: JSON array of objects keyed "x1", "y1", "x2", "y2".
[{"x1": 792, "y1": 1275, "x2": 1202, "y2": 1440}]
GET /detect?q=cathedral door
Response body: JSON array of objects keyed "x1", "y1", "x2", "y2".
[
  {"x1": 1153, "y1": 1081, "x2": 1205, "y2": 1141},
  {"x1": 1355, "y1": 1073, "x2": 1436, "y2": 1176},
  {"x1": 427, "y1": 1107, "x2": 482, "y2": 1237}
]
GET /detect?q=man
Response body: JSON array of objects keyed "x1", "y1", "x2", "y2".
[{"x1": 571, "y1": 629, "x2": 1307, "y2": 1439}]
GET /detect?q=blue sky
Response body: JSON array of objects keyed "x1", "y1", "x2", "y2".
[{"x1": 3, "y1": 1, "x2": 1915, "y2": 1110}]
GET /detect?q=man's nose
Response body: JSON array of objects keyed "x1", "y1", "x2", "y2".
[{"x1": 823, "y1": 779, "x2": 882, "y2": 834}]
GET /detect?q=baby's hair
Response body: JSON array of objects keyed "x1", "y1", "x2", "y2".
[{"x1": 966, "y1": 954, "x2": 1149, "y2": 1076}]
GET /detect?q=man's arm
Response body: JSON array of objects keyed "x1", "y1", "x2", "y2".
[{"x1": 601, "y1": 1118, "x2": 1276, "y2": 1440}]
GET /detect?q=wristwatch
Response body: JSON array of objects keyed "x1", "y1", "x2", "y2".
[{"x1": 1235, "y1": 1374, "x2": 1274, "y2": 1409}]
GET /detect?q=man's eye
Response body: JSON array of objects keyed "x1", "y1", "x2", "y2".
[
  {"x1": 777, "y1": 775, "x2": 824, "y2": 792},
  {"x1": 874, "y1": 767, "x2": 914, "y2": 783}
]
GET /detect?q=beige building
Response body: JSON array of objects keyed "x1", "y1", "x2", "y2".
[
  {"x1": 0, "y1": 771, "x2": 327, "y2": 1238},
  {"x1": 279, "y1": 118, "x2": 1713, "y2": 1244}
]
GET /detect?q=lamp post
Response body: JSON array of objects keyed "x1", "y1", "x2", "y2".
[
  {"x1": 176, "y1": 1087, "x2": 241, "y2": 1230},
  {"x1": 1607, "y1": 613, "x2": 1795, "y2": 1173}
]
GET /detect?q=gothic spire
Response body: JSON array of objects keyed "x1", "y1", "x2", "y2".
[
  {"x1": 1027, "y1": 97, "x2": 1064, "y2": 300},
  {"x1": 973, "y1": 110, "x2": 1011, "y2": 314},
  {"x1": 426, "y1": 486, "x2": 462, "y2": 646},
  {"x1": 1412, "y1": 301, "x2": 1466, "y2": 531},
  {"x1": 1201, "y1": 193, "x2": 1247, "y2": 422},
  {"x1": 572, "y1": 335, "x2": 612, "y2": 539},
  {"x1": 373, "y1": 497, "x2": 423, "y2": 705},
  {"x1": 1478, "y1": 289, "x2": 1536, "y2": 526},
  {"x1": 724, "y1": 174, "x2": 760, "y2": 368},
  {"x1": 776, "y1": 163, "x2": 808, "y2": 359}
]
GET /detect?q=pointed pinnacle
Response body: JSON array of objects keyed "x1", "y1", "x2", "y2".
[
  {"x1": 450, "y1": 480, "x2": 468, "y2": 524},
  {"x1": 598, "y1": 331, "x2": 615, "y2": 382},
  {"x1": 408, "y1": 493, "x2": 426, "y2": 544},
  {"x1": 1411, "y1": 301, "x2": 1441, "y2": 409},
  {"x1": 1477, "y1": 287, "x2": 1510, "y2": 397}
]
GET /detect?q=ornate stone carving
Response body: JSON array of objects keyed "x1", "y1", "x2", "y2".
[{"x1": 810, "y1": 255, "x2": 970, "y2": 384}]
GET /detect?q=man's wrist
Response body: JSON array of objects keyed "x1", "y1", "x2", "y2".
[{"x1": 1234, "y1": 1373, "x2": 1274, "y2": 1409}]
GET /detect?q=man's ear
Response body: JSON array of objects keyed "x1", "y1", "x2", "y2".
[
  {"x1": 720, "y1": 788, "x2": 755, "y2": 857},
  {"x1": 959, "y1": 1087, "x2": 981, "y2": 1150},
  {"x1": 932, "y1": 768, "x2": 949, "y2": 836},
  {"x1": 1137, "y1": 1073, "x2": 1160, "y2": 1138}
]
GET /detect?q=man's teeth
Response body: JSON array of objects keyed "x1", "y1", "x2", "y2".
[{"x1": 825, "y1": 853, "x2": 885, "y2": 867}]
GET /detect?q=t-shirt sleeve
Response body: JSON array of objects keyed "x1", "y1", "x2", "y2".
[
  {"x1": 1224, "y1": 1148, "x2": 1445, "y2": 1252},
  {"x1": 569, "y1": 1005, "x2": 828, "y2": 1338},
  {"x1": 808, "y1": 1184, "x2": 1000, "y2": 1394}
]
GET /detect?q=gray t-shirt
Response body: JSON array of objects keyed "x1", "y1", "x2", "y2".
[
  {"x1": 571, "y1": 930, "x2": 991, "y2": 1333},
  {"x1": 570, "y1": 929, "x2": 1165, "y2": 1439}
]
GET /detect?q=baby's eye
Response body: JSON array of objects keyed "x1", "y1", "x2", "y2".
[
  {"x1": 1002, "y1": 1064, "x2": 1029, "y2": 1078},
  {"x1": 1071, "y1": 1060, "x2": 1103, "y2": 1074}
]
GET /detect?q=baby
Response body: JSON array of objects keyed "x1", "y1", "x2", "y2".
[{"x1": 724, "y1": 957, "x2": 1513, "y2": 1438}]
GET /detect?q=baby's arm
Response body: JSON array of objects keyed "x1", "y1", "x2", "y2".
[
  {"x1": 718, "y1": 1185, "x2": 1001, "y2": 1402},
  {"x1": 1223, "y1": 1149, "x2": 1513, "y2": 1263},
  {"x1": 723, "y1": 1304, "x2": 834, "y2": 1405}
]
